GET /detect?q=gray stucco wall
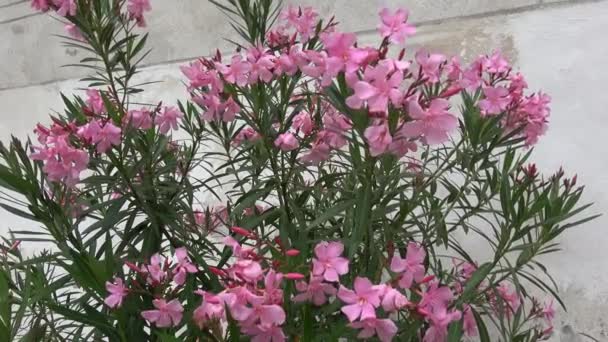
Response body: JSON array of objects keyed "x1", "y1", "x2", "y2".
[{"x1": 1, "y1": 1, "x2": 607, "y2": 340}]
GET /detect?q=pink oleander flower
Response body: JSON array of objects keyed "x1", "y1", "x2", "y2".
[
  {"x1": 246, "y1": 47, "x2": 275, "y2": 84},
  {"x1": 223, "y1": 97, "x2": 240, "y2": 121},
  {"x1": 312, "y1": 241, "x2": 349, "y2": 282},
  {"x1": 86, "y1": 89, "x2": 105, "y2": 114},
  {"x1": 275, "y1": 45, "x2": 305, "y2": 76},
  {"x1": 484, "y1": 51, "x2": 510, "y2": 74},
  {"x1": 263, "y1": 270, "x2": 284, "y2": 305},
  {"x1": 460, "y1": 59, "x2": 484, "y2": 92},
  {"x1": 292, "y1": 111, "x2": 314, "y2": 136},
  {"x1": 300, "y1": 141, "x2": 331, "y2": 165},
  {"x1": 423, "y1": 307, "x2": 463, "y2": 342},
  {"x1": 243, "y1": 324, "x2": 286, "y2": 342},
  {"x1": 127, "y1": 0, "x2": 151, "y2": 27},
  {"x1": 542, "y1": 299, "x2": 555, "y2": 323},
  {"x1": 274, "y1": 132, "x2": 299, "y2": 151},
  {"x1": 193, "y1": 290, "x2": 226, "y2": 328},
  {"x1": 95, "y1": 122, "x2": 121, "y2": 153},
  {"x1": 104, "y1": 277, "x2": 128, "y2": 309},
  {"x1": 346, "y1": 63, "x2": 403, "y2": 113},
  {"x1": 415, "y1": 50, "x2": 446, "y2": 83},
  {"x1": 30, "y1": 135, "x2": 90, "y2": 187},
  {"x1": 390, "y1": 242, "x2": 426, "y2": 289},
  {"x1": 364, "y1": 122, "x2": 393, "y2": 157},
  {"x1": 418, "y1": 282, "x2": 454, "y2": 314},
  {"x1": 479, "y1": 86, "x2": 511, "y2": 115},
  {"x1": 65, "y1": 23, "x2": 84, "y2": 41},
  {"x1": 445, "y1": 56, "x2": 462, "y2": 81},
  {"x1": 155, "y1": 106, "x2": 183, "y2": 134},
  {"x1": 381, "y1": 286, "x2": 409, "y2": 312},
  {"x1": 230, "y1": 259, "x2": 264, "y2": 283},
  {"x1": 350, "y1": 318, "x2": 398, "y2": 342},
  {"x1": 31, "y1": 0, "x2": 50, "y2": 12},
  {"x1": 141, "y1": 299, "x2": 184, "y2": 328},
  {"x1": 496, "y1": 283, "x2": 521, "y2": 315},
  {"x1": 463, "y1": 305, "x2": 478, "y2": 337},
  {"x1": 389, "y1": 123, "x2": 418, "y2": 157},
  {"x1": 401, "y1": 99, "x2": 458, "y2": 145},
  {"x1": 217, "y1": 55, "x2": 251, "y2": 87},
  {"x1": 233, "y1": 126, "x2": 262, "y2": 146},
  {"x1": 126, "y1": 108, "x2": 153, "y2": 130},
  {"x1": 338, "y1": 277, "x2": 383, "y2": 322},
  {"x1": 181, "y1": 60, "x2": 223, "y2": 91},
  {"x1": 172, "y1": 247, "x2": 197, "y2": 285},
  {"x1": 320, "y1": 32, "x2": 370, "y2": 82},
  {"x1": 53, "y1": 0, "x2": 76, "y2": 17},
  {"x1": 280, "y1": 5, "x2": 318, "y2": 42},
  {"x1": 321, "y1": 111, "x2": 352, "y2": 148},
  {"x1": 293, "y1": 275, "x2": 337, "y2": 306},
  {"x1": 378, "y1": 8, "x2": 416, "y2": 44},
  {"x1": 145, "y1": 254, "x2": 167, "y2": 285}
]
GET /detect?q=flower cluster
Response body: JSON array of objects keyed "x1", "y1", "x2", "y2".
[
  {"x1": 180, "y1": 6, "x2": 550, "y2": 169},
  {"x1": 30, "y1": 88, "x2": 184, "y2": 187}
]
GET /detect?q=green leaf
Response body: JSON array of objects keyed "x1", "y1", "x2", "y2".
[
  {"x1": 472, "y1": 309, "x2": 491, "y2": 342},
  {"x1": 459, "y1": 262, "x2": 493, "y2": 304}
]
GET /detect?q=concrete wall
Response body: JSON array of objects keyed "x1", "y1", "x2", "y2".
[{"x1": 1, "y1": 0, "x2": 607, "y2": 340}]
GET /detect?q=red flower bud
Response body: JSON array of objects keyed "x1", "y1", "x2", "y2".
[
  {"x1": 285, "y1": 273, "x2": 305, "y2": 280},
  {"x1": 285, "y1": 249, "x2": 300, "y2": 257}
]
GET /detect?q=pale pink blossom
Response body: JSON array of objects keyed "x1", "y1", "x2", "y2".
[
  {"x1": 390, "y1": 242, "x2": 426, "y2": 289},
  {"x1": 233, "y1": 126, "x2": 262, "y2": 146},
  {"x1": 423, "y1": 307, "x2": 462, "y2": 342},
  {"x1": 141, "y1": 299, "x2": 183, "y2": 328},
  {"x1": 496, "y1": 283, "x2": 521, "y2": 315},
  {"x1": 275, "y1": 45, "x2": 305, "y2": 76},
  {"x1": 127, "y1": 0, "x2": 151, "y2": 27},
  {"x1": 223, "y1": 97, "x2": 240, "y2": 122},
  {"x1": 95, "y1": 122, "x2": 121, "y2": 153},
  {"x1": 31, "y1": 0, "x2": 50, "y2": 12},
  {"x1": 53, "y1": 0, "x2": 76, "y2": 17},
  {"x1": 350, "y1": 318, "x2": 398, "y2": 342},
  {"x1": 378, "y1": 8, "x2": 416, "y2": 44},
  {"x1": 389, "y1": 124, "x2": 418, "y2": 157},
  {"x1": 247, "y1": 47, "x2": 275, "y2": 84},
  {"x1": 346, "y1": 64, "x2": 403, "y2": 113},
  {"x1": 181, "y1": 60, "x2": 223, "y2": 90},
  {"x1": 381, "y1": 286, "x2": 409, "y2": 312},
  {"x1": 401, "y1": 99, "x2": 458, "y2": 145},
  {"x1": 321, "y1": 111, "x2": 352, "y2": 148},
  {"x1": 30, "y1": 135, "x2": 89, "y2": 187},
  {"x1": 293, "y1": 276, "x2": 337, "y2": 306},
  {"x1": 292, "y1": 111, "x2": 314, "y2": 136},
  {"x1": 217, "y1": 55, "x2": 251, "y2": 87},
  {"x1": 300, "y1": 141, "x2": 331, "y2": 164},
  {"x1": 463, "y1": 305, "x2": 478, "y2": 337},
  {"x1": 125, "y1": 108, "x2": 153, "y2": 130},
  {"x1": 155, "y1": 106, "x2": 183, "y2": 134},
  {"x1": 274, "y1": 133, "x2": 299, "y2": 151},
  {"x1": 338, "y1": 277, "x2": 383, "y2": 322},
  {"x1": 479, "y1": 86, "x2": 511, "y2": 115},
  {"x1": 415, "y1": 50, "x2": 446, "y2": 83},
  {"x1": 104, "y1": 278, "x2": 128, "y2": 308},
  {"x1": 244, "y1": 324, "x2": 286, "y2": 342},
  {"x1": 65, "y1": 24, "x2": 84, "y2": 41},
  {"x1": 460, "y1": 60, "x2": 484, "y2": 92},
  {"x1": 193, "y1": 290, "x2": 226, "y2": 328},
  {"x1": 145, "y1": 254, "x2": 167, "y2": 285},
  {"x1": 445, "y1": 56, "x2": 462, "y2": 81},
  {"x1": 542, "y1": 299, "x2": 555, "y2": 323},
  {"x1": 312, "y1": 241, "x2": 349, "y2": 282},
  {"x1": 280, "y1": 6, "x2": 318, "y2": 42},
  {"x1": 86, "y1": 89, "x2": 105, "y2": 114},
  {"x1": 172, "y1": 247, "x2": 197, "y2": 285},
  {"x1": 364, "y1": 122, "x2": 393, "y2": 157},
  {"x1": 263, "y1": 270, "x2": 284, "y2": 305},
  {"x1": 484, "y1": 51, "x2": 510, "y2": 74}
]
